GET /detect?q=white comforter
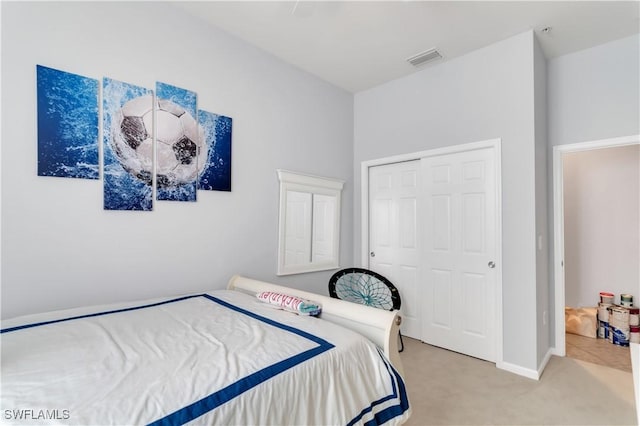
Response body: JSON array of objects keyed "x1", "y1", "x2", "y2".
[{"x1": 1, "y1": 290, "x2": 410, "y2": 425}]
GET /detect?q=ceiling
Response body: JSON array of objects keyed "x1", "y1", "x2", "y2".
[{"x1": 175, "y1": 1, "x2": 640, "y2": 93}]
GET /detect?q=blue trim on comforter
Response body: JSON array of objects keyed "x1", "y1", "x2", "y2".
[
  {"x1": 347, "y1": 348, "x2": 411, "y2": 426},
  {"x1": 2, "y1": 294, "x2": 410, "y2": 426},
  {"x1": 149, "y1": 295, "x2": 335, "y2": 425},
  {"x1": 0, "y1": 295, "x2": 201, "y2": 334}
]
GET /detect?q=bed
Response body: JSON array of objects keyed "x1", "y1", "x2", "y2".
[{"x1": 1, "y1": 275, "x2": 410, "y2": 425}]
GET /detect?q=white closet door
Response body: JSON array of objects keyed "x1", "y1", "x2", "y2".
[
  {"x1": 368, "y1": 160, "x2": 421, "y2": 338},
  {"x1": 421, "y1": 147, "x2": 497, "y2": 362}
]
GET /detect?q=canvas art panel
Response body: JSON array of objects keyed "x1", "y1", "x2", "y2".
[
  {"x1": 198, "y1": 110, "x2": 233, "y2": 192},
  {"x1": 36, "y1": 65, "x2": 99, "y2": 179},
  {"x1": 35, "y1": 67, "x2": 234, "y2": 211},
  {"x1": 155, "y1": 82, "x2": 202, "y2": 202},
  {"x1": 102, "y1": 78, "x2": 154, "y2": 211}
]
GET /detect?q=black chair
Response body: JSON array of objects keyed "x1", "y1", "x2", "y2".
[{"x1": 328, "y1": 267, "x2": 404, "y2": 352}]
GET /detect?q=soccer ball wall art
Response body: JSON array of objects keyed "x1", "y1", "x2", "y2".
[
  {"x1": 155, "y1": 98, "x2": 206, "y2": 187},
  {"x1": 111, "y1": 94, "x2": 155, "y2": 185},
  {"x1": 36, "y1": 65, "x2": 233, "y2": 211}
]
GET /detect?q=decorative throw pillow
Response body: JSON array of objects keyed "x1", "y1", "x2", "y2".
[{"x1": 256, "y1": 291, "x2": 322, "y2": 316}]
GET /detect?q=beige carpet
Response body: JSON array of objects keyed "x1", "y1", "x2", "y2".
[{"x1": 400, "y1": 337, "x2": 636, "y2": 425}]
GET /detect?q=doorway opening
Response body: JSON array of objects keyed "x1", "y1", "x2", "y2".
[{"x1": 553, "y1": 134, "x2": 639, "y2": 373}]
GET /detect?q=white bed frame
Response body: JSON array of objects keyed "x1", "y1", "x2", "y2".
[{"x1": 227, "y1": 275, "x2": 404, "y2": 376}]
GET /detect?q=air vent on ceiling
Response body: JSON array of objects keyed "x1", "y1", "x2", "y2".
[{"x1": 406, "y1": 48, "x2": 442, "y2": 67}]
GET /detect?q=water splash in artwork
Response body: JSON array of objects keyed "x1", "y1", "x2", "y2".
[
  {"x1": 36, "y1": 65, "x2": 99, "y2": 179},
  {"x1": 198, "y1": 110, "x2": 232, "y2": 192}
]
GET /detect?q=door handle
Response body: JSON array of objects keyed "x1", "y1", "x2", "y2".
[
  {"x1": 488, "y1": 261, "x2": 495, "y2": 269},
  {"x1": 370, "y1": 251, "x2": 376, "y2": 258}
]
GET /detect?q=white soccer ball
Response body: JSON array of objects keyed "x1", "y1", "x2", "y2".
[{"x1": 111, "y1": 95, "x2": 206, "y2": 187}]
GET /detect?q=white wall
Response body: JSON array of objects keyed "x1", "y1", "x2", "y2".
[
  {"x1": 0, "y1": 2, "x2": 354, "y2": 319},
  {"x1": 548, "y1": 35, "x2": 640, "y2": 147},
  {"x1": 354, "y1": 31, "x2": 541, "y2": 371},
  {"x1": 547, "y1": 34, "x2": 640, "y2": 343},
  {"x1": 563, "y1": 145, "x2": 640, "y2": 308},
  {"x1": 534, "y1": 36, "x2": 550, "y2": 366}
]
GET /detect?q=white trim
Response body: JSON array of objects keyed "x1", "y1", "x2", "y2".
[
  {"x1": 631, "y1": 343, "x2": 640, "y2": 426},
  {"x1": 552, "y1": 149, "x2": 566, "y2": 357},
  {"x1": 360, "y1": 164, "x2": 370, "y2": 268},
  {"x1": 537, "y1": 348, "x2": 554, "y2": 379},
  {"x1": 494, "y1": 141, "x2": 504, "y2": 369},
  {"x1": 500, "y1": 346, "x2": 553, "y2": 381},
  {"x1": 276, "y1": 169, "x2": 344, "y2": 276},
  {"x1": 496, "y1": 361, "x2": 540, "y2": 381},
  {"x1": 360, "y1": 138, "x2": 504, "y2": 367},
  {"x1": 277, "y1": 169, "x2": 345, "y2": 191},
  {"x1": 552, "y1": 134, "x2": 640, "y2": 356}
]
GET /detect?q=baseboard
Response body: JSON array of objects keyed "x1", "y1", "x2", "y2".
[
  {"x1": 497, "y1": 348, "x2": 554, "y2": 380},
  {"x1": 537, "y1": 348, "x2": 553, "y2": 378},
  {"x1": 550, "y1": 346, "x2": 564, "y2": 357},
  {"x1": 496, "y1": 361, "x2": 539, "y2": 380}
]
